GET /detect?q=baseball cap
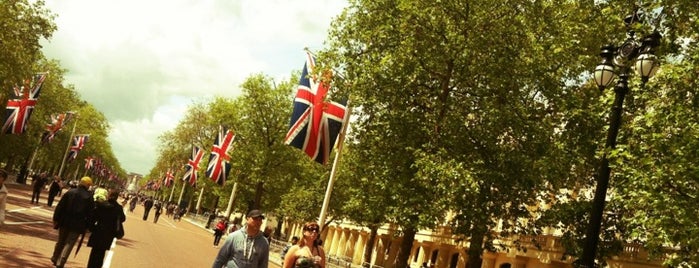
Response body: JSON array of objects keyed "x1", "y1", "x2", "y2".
[{"x1": 246, "y1": 209, "x2": 265, "y2": 219}]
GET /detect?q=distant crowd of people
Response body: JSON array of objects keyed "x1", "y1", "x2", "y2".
[{"x1": 121, "y1": 193, "x2": 187, "y2": 222}]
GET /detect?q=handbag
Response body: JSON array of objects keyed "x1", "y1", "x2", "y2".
[{"x1": 116, "y1": 217, "x2": 124, "y2": 239}]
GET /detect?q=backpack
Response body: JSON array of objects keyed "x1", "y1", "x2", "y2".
[{"x1": 216, "y1": 221, "x2": 226, "y2": 231}]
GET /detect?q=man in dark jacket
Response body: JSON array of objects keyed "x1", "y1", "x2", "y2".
[
  {"x1": 47, "y1": 176, "x2": 63, "y2": 207},
  {"x1": 51, "y1": 176, "x2": 95, "y2": 268},
  {"x1": 87, "y1": 188, "x2": 125, "y2": 268},
  {"x1": 142, "y1": 197, "x2": 154, "y2": 220},
  {"x1": 30, "y1": 172, "x2": 48, "y2": 204}
]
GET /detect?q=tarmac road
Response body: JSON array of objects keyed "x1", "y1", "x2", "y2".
[{"x1": 0, "y1": 180, "x2": 283, "y2": 268}]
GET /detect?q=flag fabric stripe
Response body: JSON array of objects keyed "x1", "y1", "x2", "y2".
[{"x1": 284, "y1": 53, "x2": 347, "y2": 165}]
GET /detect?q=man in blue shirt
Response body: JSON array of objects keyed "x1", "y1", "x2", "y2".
[{"x1": 212, "y1": 209, "x2": 270, "y2": 268}]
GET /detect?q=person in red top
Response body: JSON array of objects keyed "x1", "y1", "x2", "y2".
[{"x1": 213, "y1": 218, "x2": 227, "y2": 247}]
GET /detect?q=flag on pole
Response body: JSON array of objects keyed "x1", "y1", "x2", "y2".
[
  {"x1": 284, "y1": 52, "x2": 347, "y2": 165},
  {"x1": 2, "y1": 73, "x2": 47, "y2": 134},
  {"x1": 164, "y1": 169, "x2": 174, "y2": 187},
  {"x1": 84, "y1": 156, "x2": 94, "y2": 170},
  {"x1": 206, "y1": 126, "x2": 235, "y2": 186},
  {"x1": 183, "y1": 145, "x2": 204, "y2": 187},
  {"x1": 145, "y1": 180, "x2": 155, "y2": 190},
  {"x1": 66, "y1": 135, "x2": 89, "y2": 162},
  {"x1": 41, "y1": 112, "x2": 74, "y2": 143}
]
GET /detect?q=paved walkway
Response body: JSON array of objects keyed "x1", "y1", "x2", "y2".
[{"x1": 0, "y1": 178, "x2": 284, "y2": 268}]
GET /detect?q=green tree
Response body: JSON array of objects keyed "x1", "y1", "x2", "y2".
[
  {"x1": 229, "y1": 73, "x2": 299, "y2": 212},
  {"x1": 325, "y1": 1, "x2": 603, "y2": 268},
  {"x1": 0, "y1": 0, "x2": 56, "y2": 90}
]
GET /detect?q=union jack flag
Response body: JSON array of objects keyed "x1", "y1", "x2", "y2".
[
  {"x1": 66, "y1": 135, "x2": 89, "y2": 162},
  {"x1": 2, "y1": 73, "x2": 47, "y2": 134},
  {"x1": 145, "y1": 180, "x2": 155, "y2": 190},
  {"x1": 163, "y1": 169, "x2": 174, "y2": 187},
  {"x1": 84, "y1": 156, "x2": 95, "y2": 170},
  {"x1": 284, "y1": 53, "x2": 347, "y2": 165},
  {"x1": 183, "y1": 145, "x2": 204, "y2": 187},
  {"x1": 41, "y1": 111, "x2": 74, "y2": 143},
  {"x1": 206, "y1": 126, "x2": 235, "y2": 186}
]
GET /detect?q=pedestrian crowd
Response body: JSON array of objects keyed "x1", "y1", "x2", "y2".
[{"x1": 1, "y1": 170, "x2": 324, "y2": 268}]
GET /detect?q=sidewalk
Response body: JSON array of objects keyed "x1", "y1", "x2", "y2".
[
  {"x1": 2, "y1": 177, "x2": 297, "y2": 268},
  {"x1": 1, "y1": 179, "x2": 90, "y2": 268}
]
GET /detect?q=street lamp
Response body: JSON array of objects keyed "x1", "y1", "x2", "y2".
[{"x1": 578, "y1": 9, "x2": 661, "y2": 268}]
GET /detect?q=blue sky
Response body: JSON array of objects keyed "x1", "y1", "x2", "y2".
[{"x1": 40, "y1": 0, "x2": 348, "y2": 174}]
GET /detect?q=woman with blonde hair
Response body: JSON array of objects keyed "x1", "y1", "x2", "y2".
[{"x1": 283, "y1": 222, "x2": 326, "y2": 268}]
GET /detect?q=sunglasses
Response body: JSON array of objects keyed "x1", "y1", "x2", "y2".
[{"x1": 305, "y1": 227, "x2": 319, "y2": 233}]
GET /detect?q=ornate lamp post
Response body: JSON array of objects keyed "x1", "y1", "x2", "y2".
[{"x1": 579, "y1": 9, "x2": 661, "y2": 268}]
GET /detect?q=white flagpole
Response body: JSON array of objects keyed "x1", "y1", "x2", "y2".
[
  {"x1": 168, "y1": 183, "x2": 176, "y2": 202},
  {"x1": 57, "y1": 118, "x2": 78, "y2": 178},
  {"x1": 196, "y1": 186, "x2": 205, "y2": 214},
  {"x1": 318, "y1": 101, "x2": 352, "y2": 230},
  {"x1": 72, "y1": 166, "x2": 80, "y2": 182},
  {"x1": 177, "y1": 182, "x2": 186, "y2": 206},
  {"x1": 225, "y1": 182, "x2": 238, "y2": 219},
  {"x1": 27, "y1": 144, "x2": 40, "y2": 174}
]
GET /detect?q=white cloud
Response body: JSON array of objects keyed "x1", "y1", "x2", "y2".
[{"x1": 41, "y1": 0, "x2": 347, "y2": 174}]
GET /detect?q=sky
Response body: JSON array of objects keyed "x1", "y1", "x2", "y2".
[{"x1": 39, "y1": 0, "x2": 348, "y2": 175}]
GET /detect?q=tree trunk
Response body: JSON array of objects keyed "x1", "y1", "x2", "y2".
[
  {"x1": 213, "y1": 196, "x2": 220, "y2": 214},
  {"x1": 253, "y1": 181, "x2": 264, "y2": 209},
  {"x1": 17, "y1": 161, "x2": 28, "y2": 184},
  {"x1": 466, "y1": 228, "x2": 485, "y2": 268},
  {"x1": 276, "y1": 216, "x2": 285, "y2": 239},
  {"x1": 363, "y1": 225, "x2": 378, "y2": 268},
  {"x1": 394, "y1": 227, "x2": 416, "y2": 268}
]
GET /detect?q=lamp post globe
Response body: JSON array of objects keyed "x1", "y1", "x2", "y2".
[
  {"x1": 635, "y1": 53, "x2": 660, "y2": 83},
  {"x1": 593, "y1": 45, "x2": 617, "y2": 90}
]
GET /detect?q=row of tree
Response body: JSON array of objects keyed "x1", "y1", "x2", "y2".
[
  {"x1": 150, "y1": 1, "x2": 699, "y2": 267},
  {"x1": 1, "y1": 1, "x2": 123, "y2": 187}
]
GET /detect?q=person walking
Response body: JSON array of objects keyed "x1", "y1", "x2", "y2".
[
  {"x1": 128, "y1": 195, "x2": 138, "y2": 213},
  {"x1": 142, "y1": 197, "x2": 154, "y2": 221},
  {"x1": 51, "y1": 177, "x2": 95, "y2": 268},
  {"x1": 86, "y1": 188, "x2": 125, "y2": 268},
  {"x1": 212, "y1": 209, "x2": 269, "y2": 268},
  {"x1": 153, "y1": 200, "x2": 163, "y2": 223},
  {"x1": 0, "y1": 169, "x2": 8, "y2": 226},
  {"x1": 47, "y1": 176, "x2": 63, "y2": 207},
  {"x1": 213, "y1": 218, "x2": 227, "y2": 247},
  {"x1": 30, "y1": 172, "x2": 48, "y2": 204},
  {"x1": 282, "y1": 222, "x2": 326, "y2": 268}
]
